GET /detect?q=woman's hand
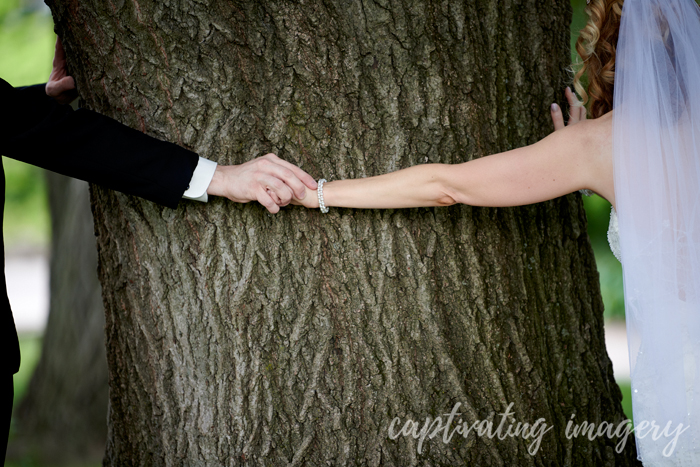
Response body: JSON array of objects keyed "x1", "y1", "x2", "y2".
[
  {"x1": 291, "y1": 185, "x2": 319, "y2": 209},
  {"x1": 550, "y1": 87, "x2": 586, "y2": 131}
]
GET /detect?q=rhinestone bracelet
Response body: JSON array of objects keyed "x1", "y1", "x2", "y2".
[{"x1": 317, "y1": 178, "x2": 329, "y2": 213}]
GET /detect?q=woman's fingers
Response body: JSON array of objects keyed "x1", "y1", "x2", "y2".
[
  {"x1": 565, "y1": 87, "x2": 579, "y2": 125},
  {"x1": 551, "y1": 103, "x2": 566, "y2": 131},
  {"x1": 579, "y1": 103, "x2": 587, "y2": 121},
  {"x1": 565, "y1": 86, "x2": 586, "y2": 125},
  {"x1": 552, "y1": 86, "x2": 587, "y2": 132}
]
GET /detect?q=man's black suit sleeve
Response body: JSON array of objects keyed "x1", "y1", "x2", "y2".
[{"x1": 0, "y1": 79, "x2": 199, "y2": 209}]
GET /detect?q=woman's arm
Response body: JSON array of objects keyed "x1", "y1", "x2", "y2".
[{"x1": 298, "y1": 115, "x2": 606, "y2": 210}]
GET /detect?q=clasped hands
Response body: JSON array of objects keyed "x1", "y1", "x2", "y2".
[
  {"x1": 206, "y1": 154, "x2": 317, "y2": 214},
  {"x1": 48, "y1": 34, "x2": 587, "y2": 214}
]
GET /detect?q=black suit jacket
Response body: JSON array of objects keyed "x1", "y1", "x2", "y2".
[{"x1": 0, "y1": 78, "x2": 199, "y2": 375}]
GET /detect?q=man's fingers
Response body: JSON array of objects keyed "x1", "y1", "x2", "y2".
[
  {"x1": 257, "y1": 188, "x2": 280, "y2": 214},
  {"x1": 259, "y1": 175, "x2": 294, "y2": 205},
  {"x1": 262, "y1": 153, "x2": 318, "y2": 191},
  {"x1": 283, "y1": 162, "x2": 318, "y2": 191},
  {"x1": 271, "y1": 183, "x2": 294, "y2": 206},
  {"x1": 55, "y1": 76, "x2": 76, "y2": 93},
  {"x1": 266, "y1": 184, "x2": 291, "y2": 206},
  {"x1": 257, "y1": 160, "x2": 310, "y2": 199},
  {"x1": 46, "y1": 76, "x2": 78, "y2": 104},
  {"x1": 53, "y1": 37, "x2": 66, "y2": 65},
  {"x1": 266, "y1": 188, "x2": 282, "y2": 206},
  {"x1": 56, "y1": 37, "x2": 66, "y2": 56},
  {"x1": 551, "y1": 103, "x2": 565, "y2": 131}
]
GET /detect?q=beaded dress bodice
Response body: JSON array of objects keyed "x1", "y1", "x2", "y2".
[
  {"x1": 580, "y1": 190, "x2": 621, "y2": 262},
  {"x1": 608, "y1": 206, "x2": 621, "y2": 262}
]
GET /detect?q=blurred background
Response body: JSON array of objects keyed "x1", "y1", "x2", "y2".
[
  {"x1": 1, "y1": 3, "x2": 55, "y2": 464},
  {"x1": 0, "y1": 0, "x2": 630, "y2": 465}
]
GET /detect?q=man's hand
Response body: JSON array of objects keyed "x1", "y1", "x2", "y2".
[
  {"x1": 206, "y1": 153, "x2": 318, "y2": 213},
  {"x1": 45, "y1": 37, "x2": 78, "y2": 105},
  {"x1": 551, "y1": 86, "x2": 587, "y2": 131}
]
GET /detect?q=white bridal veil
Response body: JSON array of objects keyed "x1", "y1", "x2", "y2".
[{"x1": 613, "y1": 0, "x2": 700, "y2": 464}]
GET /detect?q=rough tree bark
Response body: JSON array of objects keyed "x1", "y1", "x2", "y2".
[
  {"x1": 10, "y1": 173, "x2": 107, "y2": 464},
  {"x1": 48, "y1": 1, "x2": 639, "y2": 465}
]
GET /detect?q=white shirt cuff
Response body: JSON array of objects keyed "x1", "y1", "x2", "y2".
[{"x1": 183, "y1": 157, "x2": 217, "y2": 202}]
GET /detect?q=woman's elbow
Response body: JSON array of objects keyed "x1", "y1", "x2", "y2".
[
  {"x1": 435, "y1": 187, "x2": 461, "y2": 206},
  {"x1": 420, "y1": 164, "x2": 470, "y2": 207},
  {"x1": 433, "y1": 164, "x2": 471, "y2": 207}
]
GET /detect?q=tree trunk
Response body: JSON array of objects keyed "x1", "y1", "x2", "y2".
[
  {"x1": 10, "y1": 172, "x2": 107, "y2": 464},
  {"x1": 48, "y1": 1, "x2": 639, "y2": 465}
]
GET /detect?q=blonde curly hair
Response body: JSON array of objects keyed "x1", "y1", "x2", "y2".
[{"x1": 572, "y1": 0, "x2": 624, "y2": 119}]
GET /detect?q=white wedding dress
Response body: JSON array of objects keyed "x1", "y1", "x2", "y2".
[{"x1": 607, "y1": 206, "x2": 700, "y2": 466}]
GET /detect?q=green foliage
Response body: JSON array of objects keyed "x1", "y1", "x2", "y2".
[
  {"x1": 570, "y1": 0, "x2": 589, "y2": 63},
  {"x1": 0, "y1": 0, "x2": 22, "y2": 23},
  {"x1": 7, "y1": 335, "x2": 102, "y2": 467},
  {"x1": 4, "y1": 461, "x2": 100, "y2": 467},
  {"x1": 7, "y1": 333, "x2": 42, "y2": 465},
  {"x1": 0, "y1": 4, "x2": 54, "y2": 88},
  {"x1": 11, "y1": 333, "x2": 41, "y2": 406},
  {"x1": 2, "y1": 158, "x2": 49, "y2": 247},
  {"x1": 583, "y1": 195, "x2": 625, "y2": 320},
  {"x1": 617, "y1": 379, "x2": 634, "y2": 423},
  {"x1": 7, "y1": 334, "x2": 101, "y2": 467}
]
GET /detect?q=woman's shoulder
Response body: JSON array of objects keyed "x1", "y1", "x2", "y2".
[
  {"x1": 578, "y1": 111, "x2": 612, "y2": 144},
  {"x1": 547, "y1": 109, "x2": 611, "y2": 149}
]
